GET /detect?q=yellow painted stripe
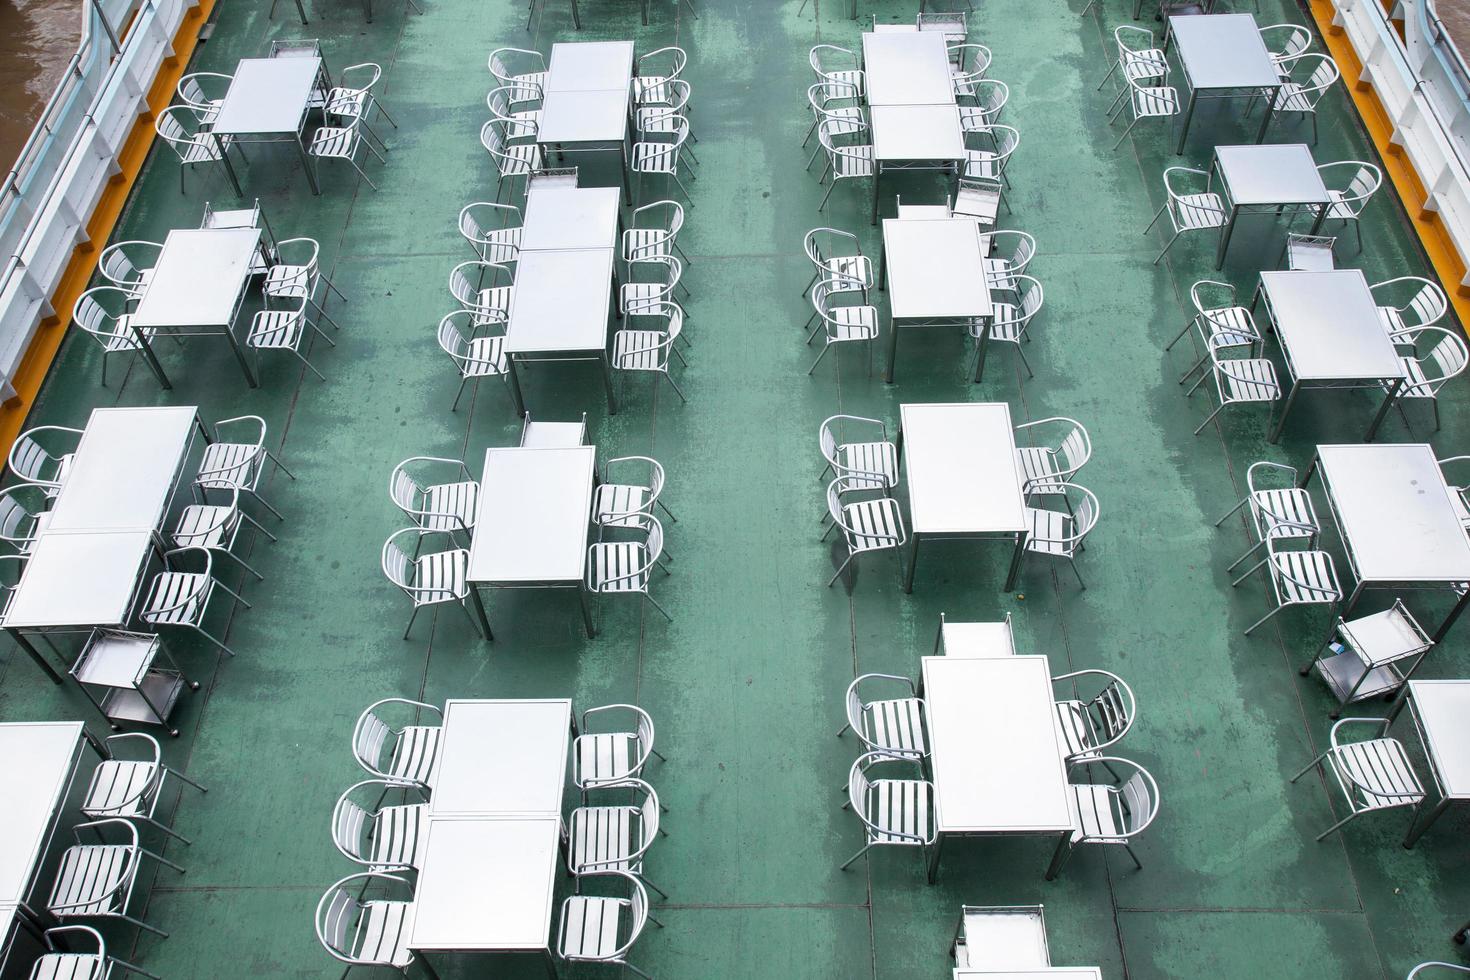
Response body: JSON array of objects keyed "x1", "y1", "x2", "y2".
[{"x1": 0, "y1": 0, "x2": 217, "y2": 448}]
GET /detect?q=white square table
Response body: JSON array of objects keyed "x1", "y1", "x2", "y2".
[
  {"x1": 954, "y1": 971, "x2": 1103, "y2": 980},
  {"x1": 1169, "y1": 14, "x2": 1282, "y2": 153},
  {"x1": 130, "y1": 228, "x2": 264, "y2": 387},
  {"x1": 519, "y1": 185, "x2": 622, "y2": 252},
  {"x1": 1212, "y1": 144, "x2": 1331, "y2": 268},
  {"x1": 503, "y1": 248, "x2": 618, "y2": 414},
  {"x1": 1389, "y1": 679, "x2": 1470, "y2": 846},
  {"x1": 0, "y1": 722, "x2": 95, "y2": 909},
  {"x1": 545, "y1": 41, "x2": 635, "y2": 91},
  {"x1": 3, "y1": 531, "x2": 155, "y2": 632},
  {"x1": 46, "y1": 407, "x2": 201, "y2": 533},
  {"x1": 468, "y1": 447, "x2": 597, "y2": 636},
  {"x1": 429, "y1": 699, "x2": 573, "y2": 816},
  {"x1": 920, "y1": 656, "x2": 1072, "y2": 882},
  {"x1": 1302, "y1": 444, "x2": 1470, "y2": 640},
  {"x1": 861, "y1": 31, "x2": 956, "y2": 107},
  {"x1": 1255, "y1": 271, "x2": 1407, "y2": 443},
  {"x1": 935, "y1": 614, "x2": 1017, "y2": 657},
  {"x1": 881, "y1": 218, "x2": 993, "y2": 382},
  {"x1": 210, "y1": 56, "x2": 324, "y2": 194},
  {"x1": 542, "y1": 42, "x2": 635, "y2": 200},
  {"x1": 870, "y1": 106, "x2": 966, "y2": 225},
  {"x1": 899, "y1": 403, "x2": 1028, "y2": 592},
  {"x1": 408, "y1": 816, "x2": 562, "y2": 966}
]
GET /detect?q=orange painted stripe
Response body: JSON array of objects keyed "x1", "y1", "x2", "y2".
[
  {"x1": 0, "y1": 0, "x2": 217, "y2": 448},
  {"x1": 1307, "y1": 0, "x2": 1470, "y2": 315}
]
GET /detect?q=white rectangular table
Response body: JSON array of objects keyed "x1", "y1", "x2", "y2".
[
  {"x1": 503, "y1": 248, "x2": 618, "y2": 414},
  {"x1": 881, "y1": 219, "x2": 993, "y2": 382},
  {"x1": 210, "y1": 56, "x2": 325, "y2": 195},
  {"x1": 921, "y1": 656, "x2": 1072, "y2": 881},
  {"x1": 468, "y1": 447, "x2": 597, "y2": 636},
  {"x1": 409, "y1": 816, "x2": 562, "y2": 965},
  {"x1": 1212, "y1": 143, "x2": 1331, "y2": 268},
  {"x1": 130, "y1": 228, "x2": 264, "y2": 387},
  {"x1": 954, "y1": 971, "x2": 1103, "y2": 979},
  {"x1": 1255, "y1": 271, "x2": 1407, "y2": 443},
  {"x1": 1303, "y1": 444, "x2": 1470, "y2": 640},
  {"x1": 1390, "y1": 679, "x2": 1470, "y2": 846},
  {"x1": 542, "y1": 42, "x2": 635, "y2": 200},
  {"x1": 935, "y1": 615, "x2": 1016, "y2": 657},
  {"x1": 519, "y1": 185, "x2": 622, "y2": 252},
  {"x1": 861, "y1": 31, "x2": 956, "y2": 107},
  {"x1": 1169, "y1": 13, "x2": 1281, "y2": 153},
  {"x1": 46, "y1": 407, "x2": 201, "y2": 533},
  {"x1": 545, "y1": 41, "x2": 635, "y2": 91},
  {"x1": 900, "y1": 403, "x2": 1027, "y2": 592},
  {"x1": 0, "y1": 723, "x2": 95, "y2": 909},
  {"x1": 429, "y1": 699, "x2": 573, "y2": 816}
]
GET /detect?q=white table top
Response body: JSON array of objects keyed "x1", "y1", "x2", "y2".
[
  {"x1": 409, "y1": 816, "x2": 561, "y2": 951},
  {"x1": 1171, "y1": 13, "x2": 1280, "y2": 90},
  {"x1": 4, "y1": 530, "x2": 153, "y2": 629},
  {"x1": 430, "y1": 699, "x2": 572, "y2": 815},
  {"x1": 131, "y1": 228, "x2": 260, "y2": 329},
  {"x1": 545, "y1": 41, "x2": 636, "y2": 92},
  {"x1": 505, "y1": 248, "x2": 615, "y2": 355},
  {"x1": 46, "y1": 406, "x2": 197, "y2": 533},
  {"x1": 901, "y1": 403, "x2": 1026, "y2": 536},
  {"x1": 0, "y1": 722, "x2": 85, "y2": 904},
  {"x1": 1316, "y1": 444, "x2": 1470, "y2": 584},
  {"x1": 1407, "y1": 680, "x2": 1470, "y2": 799},
  {"x1": 871, "y1": 104, "x2": 965, "y2": 163},
  {"x1": 940, "y1": 618, "x2": 1016, "y2": 657},
  {"x1": 922, "y1": 656, "x2": 1072, "y2": 834},
  {"x1": 468, "y1": 448, "x2": 595, "y2": 585},
  {"x1": 537, "y1": 88, "x2": 630, "y2": 144},
  {"x1": 1260, "y1": 271, "x2": 1405, "y2": 383},
  {"x1": 883, "y1": 218, "x2": 993, "y2": 320},
  {"x1": 953, "y1": 970, "x2": 1103, "y2": 979},
  {"x1": 520, "y1": 185, "x2": 622, "y2": 251},
  {"x1": 210, "y1": 57, "x2": 320, "y2": 136},
  {"x1": 1215, "y1": 144, "x2": 1330, "y2": 207},
  {"x1": 862, "y1": 30, "x2": 956, "y2": 106}
]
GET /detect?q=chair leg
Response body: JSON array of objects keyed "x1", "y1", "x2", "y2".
[
  {"x1": 1068, "y1": 556, "x2": 1086, "y2": 590},
  {"x1": 1191, "y1": 400, "x2": 1228, "y2": 435},
  {"x1": 838, "y1": 841, "x2": 871, "y2": 870},
  {"x1": 1242, "y1": 600, "x2": 1288, "y2": 636},
  {"x1": 1313, "y1": 808, "x2": 1360, "y2": 842},
  {"x1": 643, "y1": 592, "x2": 674, "y2": 622},
  {"x1": 662, "y1": 371, "x2": 687, "y2": 404},
  {"x1": 807, "y1": 341, "x2": 833, "y2": 375},
  {"x1": 1122, "y1": 843, "x2": 1143, "y2": 870},
  {"x1": 1153, "y1": 230, "x2": 1182, "y2": 266},
  {"x1": 1164, "y1": 318, "x2": 1194, "y2": 351},
  {"x1": 451, "y1": 376, "x2": 471, "y2": 412},
  {"x1": 146, "y1": 814, "x2": 194, "y2": 846},
  {"x1": 1144, "y1": 202, "x2": 1168, "y2": 235},
  {"x1": 170, "y1": 766, "x2": 208, "y2": 793},
  {"x1": 1226, "y1": 537, "x2": 1268, "y2": 573},
  {"x1": 827, "y1": 553, "x2": 855, "y2": 587},
  {"x1": 656, "y1": 498, "x2": 677, "y2": 522},
  {"x1": 1213, "y1": 495, "x2": 1249, "y2": 527},
  {"x1": 403, "y1": 604, "x2": 422, "y2": 640},
  {"x1": 1230, "y1": 556, "x2": 1269, "y2": 587},
  {"x1": 120, "y1": 913, "x2": 169, "y2": 940}
]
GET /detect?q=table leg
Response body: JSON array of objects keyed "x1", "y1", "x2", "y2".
[
  {"x1": 1364, "y1": 378, "x2": 1403, "y2": 441},
  {"x1": 131, "y1": 327, "x2": 173, "y2": 390},
  {"x1": 885, "y1": 316, "x2": 900, "y2": 384},
  {"x1": 1308, "y1": 202, "x2": 1328, "y2": 236},
  {"x1": 903, "y1": 534, "x2": 921, "y2": 593},
  {"x1": 1254, "y1": 87, "x2": 1276, "y2": 144},
  {"x1": 468, "y1": 585, "x2": 493, "y2": 641},
  {"x1": 292, "y1": 0, "x2": 308, "y2": 21},
  {"x1": 221, "y1": 327, "x2": 260, "y2": 388},
  {"x1": 1296, "y1": 452, "x2": 1319, "y2": 489},
  {"x1": 543, "y1": 949, "x2": 560, "y2": 979},
  {"x1": 1175, "y1": 88, "x2": 1198, "y2": 155},
  {"x1": 1003, "y1": 530, "x2": 1027, "y2": 591},
  {"x1": 600, "y1": 353, "x2": 619, "y2": 414},
  {"x1": 878, "y1": 241, "x2": 887, "y2": 291},
  {"x1": 1267, "y1": 379, "x2": 1299, "y2": 444},
  {"x1": 971, "y1": 317, "x2": 991, "y2": 384},
  {"x1": 578, "y1": 586, "x2": 597, "y2": 638},
  {"x1": 925, "y1": 833, "x2": 944, "y2": 884},
  {"x1": 506, "y1": 357, "x2": 527, "y2": 417},
  {"x1": 212, "y1": 133, "x2": 244, "y2": 197},
  {"x1": 1343, "y1": 580, "x2": 1365, "y2": 617},
  {"x1": 9, "y1": 630, "x2": 63, "y2": 684},
  {"x1": 619, "y1": 145, "x2": 632, "y2": 206},
  {"x1": 1044, "y1": 831, "x2": 1071, "y2": 880},
  {"x1": 296, "y1": 135, "x2": 321, "y2": 195},
  {"x1": 1432, "y1": 584, "x2": 1470, "y2": 643},
  {"x1": 871, "y1": 164, "x2": 881, "y2": 227},
  {"x1": 1403, "y1": 795, "x2": 1450, "y2": 849},
  {"x1": 570, "y1": 0, "x2": 581, "y2": 29},
  {"x1": 1214, "y1": 205, "x2": 1239, "y2": 270}
]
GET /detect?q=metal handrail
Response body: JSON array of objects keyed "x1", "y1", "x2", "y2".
[{"x1": 1423, "y1": 0, "x2": 1470, "y2": 104}]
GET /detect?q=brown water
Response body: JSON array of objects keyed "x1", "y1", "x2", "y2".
[{"x1": 0, "y1": 0, "x2": 80, "y2": 175}]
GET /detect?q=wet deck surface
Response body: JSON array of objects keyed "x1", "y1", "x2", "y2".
[{"x1": 1, "y1": 0, "x2": 1469, "y2": 976}]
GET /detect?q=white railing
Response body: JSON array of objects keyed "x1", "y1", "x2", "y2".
[
  {"x1": 0, "y1": 0, "x2": 198, "y2": 401},
  {"x1": 1333, "y1": 0, "x2": 1470, "y2": 286}
]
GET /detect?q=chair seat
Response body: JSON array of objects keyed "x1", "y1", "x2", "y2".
[
  {"x1": 822, "y1": 255, "x2": 873, "y2": 289},
  {"x1": 1325, "y1": 190, "x2": 1358, "y2": 221},
  {"x1": 1217, "y1": 357, "x2": 1280, "y2": 403},
  {"x1": 815, "y1": 106, "x2": 867, "y2": 138},
  {"x1": 953, "y1": 185, "x2": 1001, "y2": 227},
  {"x1": 515, "y1": 70, "x2": 548, "y2": 91},
  {"x1": 964, "y1": 149, "x2": 1004, "y2": 180},
  {"x1": 835, "y1": 440, "x2": 897, "y2": 489},
  {"x1": 865, "y1": 777, "x2": 932, "y2": 844},
  {"x1": 247, "y1": 309, "x2": 307, "y2": 351},
  {"x1": 471, "y1": 286, "x2": 513, "y2": 321},
  {"x1": 181, "y1": 135, "x2": 223, "y2": 165},
  {"x1": 568, "y1": 804, "x2": 638, "y2": 874},
  {"x1": 1394, "y1": 356, "x2": 1438, "y2": 400},
  {"x1": 637, "y1": 107, "x2": 685, "y2": 135},
  {"x1": 613, "y1": 330, "x2": 671, "y2": 371},
  {"x1": 1131, "y1": 85, "x2": 1179, "y2": 117},
  {"x1": 832, "y1": 145, "x2": 876, "y2": 178},
  {"x1": 197, "y1": 442, "x2": 260, "y2": 492},
  {"x1": 1268, "y1": 549, "x2": 1340, "y2": 604},
  {"x1": 985, "y1": 306, "x2": 1026, "y2": 343},
  {"x1": 474, "y1": 227, "x2": 522, "y2": 264},
  {"x1": 141, "y1": 572, "x2": 208, "y2": 626},
  {"x1": 309, "y1": 126, "x2": 361, "y2": 159},
  {"x1": 356, "y1": 899, "x2": 415, "y2": 968},
  {"x1": 1274, "y1": 82, "x2": 1315, "y2": 113},
  {"x1": 842, "y1": 497, "x2": 904, "y2": 553},
  {"x1": 623, "y1": 228, "x2": 674, "y2": 262},
  {"x1": 1123, "y1": 49, "x2": 1169, "y2": 82},
  {"x1": 1198, "y1": 305, "x2": 1257, "y2": 348},
  {"x1": 982, "y1": 257, "x2": 1017, "y2": 290},
  {"x1": 324, "y1": 87, "x2": 370, "y2": 119},
  {"x1": 83, "y1": 760, "x2": 158, "y2": 819},
  {"x1": 828, "y1": 305, "x2": 879, "y2": 340},
  {"x1": 1173, "y1": 192, "x2": 1227, "y2": 231},
  {"x1": 958, "y1": 105, "x2": 998, "y2": 132},
  {"x1": 421, "y1": 480, "x2": 478, "y2": 532},
  {"x1": 1067, "y1": 783, "x2": 1123, "y2": 842},
  {"x1": 370, "y1": 802, "x2": 427, "y2": 870},
  {"x1": 632, "y1": 141, "x2": 682, "y2": 174},
  {"x1": 411, "y1": 550, "x2": 468, "y2": 605},
  {"x1": 621, "y1": 281, "x2": 670, "y2": 315},
  {"x1": 388, "y1": 726, "x2": 441, "y2": 784},
  {"x1": 49, "y1": 845, "x2": 132, "y2": 917},
  {"x1": 1054, "y1": 700, "x2": 1099, "y2": 759},
  {"x1": 1377, "y1": 305, "x2": 1412, "y2": 341},
  {"x1": 575, "y1": 732, "x2": 641, "y2": 785},
  {"x1": 634, "y1": 74, "x2": 676, "y2": 105},
  {"x1": 30, "y1": 953, "x2": 104, "y2": 980},
  {"x1": 1328, "y1": 737, "x2": 1424, "y2": 811},
  {"x1": 825, "y1": 68, "x2": 866, "y2": 96},
  {"x1": 1252, "y1": 488, "x2": 1316, "y2": 540},
  {"x1": 560, "y1": 895, "x2": 625, "y2": 959},
  {"x1": 1024, "y1": 506, "x2": 1078, "y2": 558},
  {"x1": 263, "y1": 263, "x2": 315, "y2": 299},
  {"x1": 1016, "y1": 447, "x2": 1065, "y2": 492},
  {"x1": 589, "y1": 541, "x2": 650, "y2": 593},
  {"x1": 861, "y1": 697, "x2": 927, "y2": 756},
  {"x1": 461, "y1": 336, "x2": 508, "y2": 378},
  {"x1": 593, "y1": 483, "x2": 652, "y2": 527},
  {"x1": 497, "y1": 141, "x2": 543, "y2": 175}
]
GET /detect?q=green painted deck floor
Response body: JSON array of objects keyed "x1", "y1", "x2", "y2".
[{"x1": 3, "y1": 0, "x2": 1470, "y2": 975}]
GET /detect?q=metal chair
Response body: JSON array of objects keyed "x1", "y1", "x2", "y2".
[
  {"x1": 194, "y1": 415, "x2": 295, "y2": 522},
  {"x1": 1145, "y1": 166, "x2": 1227, "y2": 265},
  {"x1": 97, "y1": 240, "x2": 162, "y2": 297},
  {"x1": 315, "y1": 871, "x2": 434, "y2": 979},
  {"x1": 951, "y1": 176, "x2": 1007, "y2": 230},
  {"x1": 27, "y1": 924, "x2": 159, "y2": 980},
  {"x1": 488, "y1": 47, "x2": 547, "y2": 93},
  {"x1": 840, "y1": 751, "x2": 935, "y2": 870},
  {"x1": 1014, "y1": 416, "x2": 1091, "y2": 497},
  {"x1": 388, "y1": 456, "x2": 478, "y2": 535},
  {"x1": 594, "y1": 456, "x2": 676, "y2": 529},
  {"x1": 1098, "y1": 26, "x2": 1168, "y2": 96},
  {"x1": 635, "y1": 80, "x2": 694, "y2": 140},
  {"x1": 613, "y1": 301, "x2": 687, "y2": 403},
  {"x1": 1409, "y1": 965, "x2": 1470, "y2": 977},
  {"x1": 815, "y1": 119, "x2": 875, "y2": 212},
  {"x1": 949, "y1": 43, "x2": 992, "y2": 99},
  {"x1": 1259, "y1": 23, "x2": 1312, "y2": 76},
  {"x1": 487, "y1": 81, "x2": 543, "y2": 142},
  {"x1": 176, "y1": 71, "x2": 232, "y2": 125},
  {"x1": 1440, "y1": 454, "x2": 1470, "y2": 531},
  {"x1": 458, "y1": 202, "x2": 522, "y2": 264},
  {"x1": 633, "y1": 47, "x2": 688, "y2": 107},
  {"x1": 1045, "y1": 756, "x2": 1159, "y2": 880},
  {"x1": 951, "y1": 905, "x2": 1049, "y2": 970},
  {"x1": 572, "y1": 703, "x2": 663, "y2": 790},
  {"x1": 963, "y1": 124, "x2": 1018, "y2": 185},
  {"x1": 1170, "y1": 279, "x2": 1261, "y2": 385},
  {"x1": 819, "y1": 414, "x2": 898, "y2": 493},
  {"x1": 1232, "y1": 536, "x2": 1341, "y2": 636},
  {"x1": 0, "y1": 554, "x2": 23, "y2": 619},
  {"x1": 804, "y1": 80, "x2": 866, "y2": 169},
  {"x1": 0, "y1": 482, "x2": 52, "y2": 553},
  {"x1": 586, "y1": 514, "x2": 673, "y2": 623},
  {"x1": 81, "y1": 733, "x2": 207, "y2": 846},
  {"x1": 70, "y1": 286, "x2": 156, "y2": 387},
  {"x1": 262, "y1": 237, "x2": 347, "y2": 327},
  {"x1": 808, "y1": 44, "x2": 866, "y2": 99},
  {"x1": 1214, "y1": 461, "x2": 1318, "y2": 573},
  {"x1": 972, "y1": 273, "x2": 1043, "y2": 379},
  {"x1": 1051, "y1": 670, "x2": 1135, "y2": 766},
  {"x1": 824, "y1": 476, "x2": 907, "y2": 587},
  {"x1": 566, "y1": 778, "x2": 666, "y2": 897},
  {"x1": 1263, "y1": 53, "x2": 1339, "y2": 143},
  {"x1": 380, "y1": 528, "x2": 484, "y2": 640},
  {"x1": 621, "y1": 255, "x2": 687, "y2": 317},
  {"x1": 480, "y1": 119, "x2": 542, "y2": 202},
  {"x1": 837, "y1": 673, "x2": 928, "y2": 758},
  {"x1": 1110, "y1": 75, "x2": 1179, "y2": 149},
  {"x1": 632, "y1": 114, "x2": 695, "y2": 204},
  {"x1": 247, "y1": 293, "x2": 334, "y2": 381},
  {"x1": 1188, "y1": 334, "x2": 1281, "y2": 435},
  {"x1": 448, "y1": 260, "x2": 514, "y2": 327},
  {"x1": 1017, "y1": 482, "x2": 1099, "y2": 589},
  {"x1": 171, "y1": 487, "x2": 274, "y2": 583},
  {"x1": 623, "y1": 200, "x2": 689, "y2": 276},
  {"x1": 8, "y1": 424, "x2": 81, "y2": 496},
  {"x1": 325, "y1": 63, "x2": 398, "y2": 143},
  {"x1": 437, "y1": 309, "x2": 510, "y2": 412},
  {"x1": 331, "y1": 779, "x2": 428, "y2": 872},
  {"x1": 138, "y1": 546, "x2": 251, "y2": 657},
  {"x1": 1313, "y1": 161, "x2": 1381, "y2": 251},
  {"x1": 1385, "y1": 325, "x2": 1469, "y2": 431},
  {"x1": 807, "y1": 279, "x2": 879, "y2": 376},
  {"x1": 555, "y1": 870, "x2": 661, "y2": 980},
  {"x1": 1291, "y1": 717, "x2": 1425, "y2": 840},
  {"x1": 351, "y1": 698, "x2": 443, "y2": 788},
  {"x1": 802, "y1": 228, "x2": 873, "y2": 304},
  {"x1": 1371, "y1": 276, "x2": 1449, "y2": 342},
  {"x1": 957, "y1": 79, "x2": 1008, "y2": 133},
  {"x1": 981, "y1": 230, "x2": 1036, "y2": 292},
  {"x1": 520, "y1": 411, "x2": 588, "y2": 447},
  {"x1": 154, "y1": 105, "x2": 234, "y2": 195},
  {"x1": 309, "y1": 115, "x2": 384, "y2": 191},
  {"x1": 1282, "y1": 233, "x2": 1337, "y2": 271},
  {"x1": 47, "y1": 818, "x2": 184, "y2": 938}
]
